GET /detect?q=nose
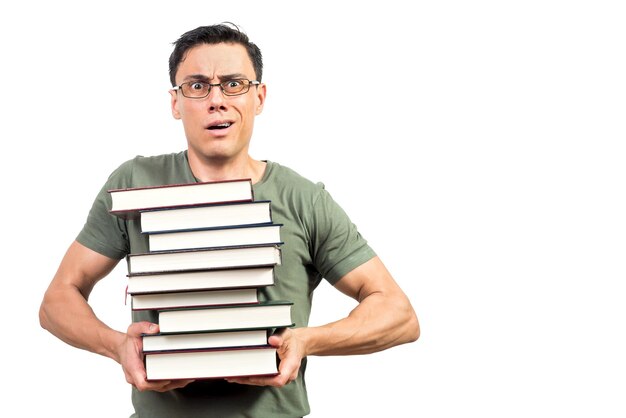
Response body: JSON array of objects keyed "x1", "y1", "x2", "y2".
[{"x1": 206, "y1": 84, "x2": 227, "y2": 112}]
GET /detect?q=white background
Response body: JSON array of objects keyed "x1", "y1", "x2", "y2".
[{"x1": 1, "y1": 1, "x2": 625, "y2": 417}]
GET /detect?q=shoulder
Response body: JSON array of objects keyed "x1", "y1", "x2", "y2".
[
  {"x1": 263, "y1": 161, "x2": 326, "y2": 202},
  {"x1": 108, "y1": 151, "x2": 189, "y2": 189},
  {"x1": 114, "y1": 151, "x2": 187, "y2": 177}
]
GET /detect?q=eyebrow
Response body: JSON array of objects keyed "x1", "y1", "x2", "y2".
[{"x1": 182, "y1": 73, "x2": 251, "y2": 83}]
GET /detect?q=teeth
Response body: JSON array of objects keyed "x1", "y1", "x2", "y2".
[{"x1": 208, "y1": 123, "x2": 232, "y2": 130}]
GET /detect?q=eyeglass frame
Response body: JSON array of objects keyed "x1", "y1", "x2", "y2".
[{"x1": 172, "y1": 79, "x2": 261, "y2": 98}]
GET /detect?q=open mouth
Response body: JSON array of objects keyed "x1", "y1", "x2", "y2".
[{"x1": 207, "y1": 122, "x2": 233, "y2": 130}]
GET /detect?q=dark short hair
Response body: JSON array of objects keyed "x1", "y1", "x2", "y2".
[{"x1": 169, "y1": 23, "x2": 263, "y2": 86}]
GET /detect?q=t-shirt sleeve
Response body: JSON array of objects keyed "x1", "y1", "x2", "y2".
[
  {"x1": 308, "y1": 185, "x2": 376, "y2": 285},
  {"x1": 76, "y1": 162, "x2": 132, "y2": 260}
]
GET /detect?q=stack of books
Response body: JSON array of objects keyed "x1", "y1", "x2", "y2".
[{"x1": 108, "y1": 179, "x2": 294, "y2": 380}]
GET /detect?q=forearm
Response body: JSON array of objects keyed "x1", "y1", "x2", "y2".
[
  {"x1": 40, "y1": 241, "x2": 126, "y2": 361},
  {"x1": 298, "y1": 290, "x2": 419, "y2": 357},
  {"x1": 39, "y1": 284, "x2": 125, "y2": 362}
]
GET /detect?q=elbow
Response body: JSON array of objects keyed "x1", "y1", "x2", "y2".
[
  {"x1": 399, "y1": 300, "x2": 420, "y2": 344},
  {"x1": 407, "y1": 311, "x2": 420, "y2": 343},
  {"x1": 38, "y1": 293, "x2": 53, "y2": 332},
  {"x1": 39, "y1": 300, "x2": 49, "y2": 331},
  {"x1": 392, "y1": 297, "x2": 420, "y2": 346}
]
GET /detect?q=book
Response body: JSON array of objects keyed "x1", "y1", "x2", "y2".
[
  {"x1": 127, "y1": 266, "x2": 276, "y2": 294},
  {"x1": 140, "y1": 200, "x2": 273, "y2": 233},
  {"x1": 115, "y1": 179, "x2": 293, "y2": 381},
  {"x1": 131, "y1": 288, "x2": 259, "y2": 310},
  {"x1": 142, "y1": 329, "x2": 269, "y2": 353},
  {"x1": 126, "y1": 244, "x2": 282, "y2": 275},
  {"x1": 158, "y1": 301, "x2": 294, "y2": 333},
  {"x1": 109, "y1": 179, "x2": 253, "y2": 219},
  {"x1": 147, "y1": 223, "x2": 283, "y2": 252},
  {"x1": 145, "y1": 345, "x2": 278, "y2": 380}
]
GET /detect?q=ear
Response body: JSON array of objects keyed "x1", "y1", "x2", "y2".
[
  {"x1": 255, "y1": 83, "x2": 267, "y2": 115},
  {"x1": 170, "y1": 89, "x2": 181, "y2": 120}
]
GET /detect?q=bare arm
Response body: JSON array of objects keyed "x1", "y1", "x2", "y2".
[
  {"x1": 39, "y1": 240, "x2": 124, "y2": 357},
  {"x1": 227, "y1": 256, "x2": 419, "y2": 386},
  {"x1": 39, "y1": 240, "x2": 192, "y2": 391},
  {"x1": 299, "y1": 255, "x2": 420, "y2": 356}
]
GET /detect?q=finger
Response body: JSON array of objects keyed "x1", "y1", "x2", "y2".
[
  {"x1": 136, "y1": 378, "x2": 195, "y2": 392},
  {"x1": 166, "y1": 379, "x2": 195, "y2": 390},
  {"x1": 267, "y1": 333, "x2": 283, "y2": 348},
  {"x1": 268, "y1": 327, "x2": 289, "y2": 343},
  {"x1": 269, "y1": 327, "x2": 296, "y2": 352},
  {"x1": 127, "y1": 321, "x2": 159, "y2": 337},
  {"x1": 226, "y1": 375, "x2": 280, "y2": 387},
  {"x1": 152, "y1": 379, "x2": 195, "y2": 392},
  {"x1": 277, "y1": 358, "x2": 299, "y2": 383},
  {"x1": 226, "y1": 366, "x2": 296, "y2": 387}
]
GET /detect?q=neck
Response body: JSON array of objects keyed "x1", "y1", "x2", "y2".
[{"x1": 187, "y1": 152, "x2": 266, "y2": 184}]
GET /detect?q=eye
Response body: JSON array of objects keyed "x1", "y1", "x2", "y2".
[
  {"x1": 226, "y1": 80, "x2": 243, "y2": 88},
  {"x1": 190, "y1": 82, "x2": 206, "y2": 90}
]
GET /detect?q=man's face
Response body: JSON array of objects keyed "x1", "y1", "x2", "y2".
[{"x1": 170, "y1": 43, "x2": 265, "y2": 163}]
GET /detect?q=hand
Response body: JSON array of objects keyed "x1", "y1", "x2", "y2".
[
  {"x1": 117, "y1": 321, "x2": 194, "y2": 392},
  {"x1": 225, "y1": 327, "x2": 305, "y2": 387}
]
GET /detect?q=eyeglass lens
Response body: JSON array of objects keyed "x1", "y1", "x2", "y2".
[{"x1": 182, "y1": 80, "x2": 250, "y2": 97}]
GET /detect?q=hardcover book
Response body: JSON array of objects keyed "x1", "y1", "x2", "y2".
[
  {"x1": 145, "y1": 345, "x2": 278, "y2": 380},
  {"x1": 126, "y1": 245, "x2": 282, "y2": 275},
  {"x1": 147, "y1": 223, "x2": 283, "y2": 252},
  {"x1": 117, "y1": 181, "x2": 294, "y2": 381},
  {"x1": 140, "y1": 200, "x2": 272, "y2": 233},
  {"x1": 142, "y1": 329, "x2": 269, "y2": 353},
  {"x1": 157, "y1": 300, "x2": 294, "y2": 333},
  {"x1": 127, "y1": 266, "x2": 276, "y2": 294},
  {"x1": 131, "y1": 288, "x2": 259, "y2": 310},
  {"x1": 109, "y1": 178, "x2": 253, "y2": 219}
]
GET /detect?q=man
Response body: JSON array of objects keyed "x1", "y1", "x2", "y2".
[{"x1": 40, "y1": 23, "x2": 419, "y2": 417}]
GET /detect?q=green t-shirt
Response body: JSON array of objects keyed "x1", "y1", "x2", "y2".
[{"x1": 77, "y1": 151, "x2": 376, "y2": 418}]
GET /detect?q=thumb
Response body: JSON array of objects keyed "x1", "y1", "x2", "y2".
[
  {"x1": 268, "y1": 328, "x2": 289, "y2": 348},
  {"x1": 127, "y1": 321, "x2": 159, "y2": 337},
  {"x1": 268, "y1": 334, "x2": 283, "y2": 348}
]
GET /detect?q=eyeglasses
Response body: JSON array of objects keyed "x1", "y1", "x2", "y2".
[{"x1": 172, "y1": 79, "x2": 260, "y2": 98}]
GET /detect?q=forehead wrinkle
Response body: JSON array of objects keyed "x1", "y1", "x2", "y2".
[
  {"x1": 183, "y1": 73, "x2": 249, "y2": 83},
  {"x1": 183, "y1": 74, "x2": 211, "y2": 83}
]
